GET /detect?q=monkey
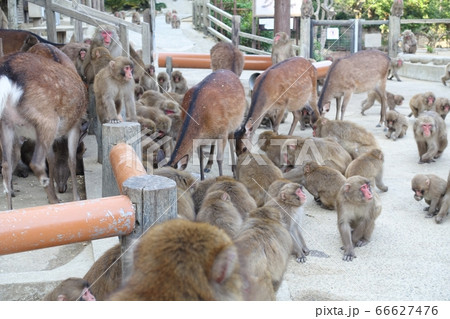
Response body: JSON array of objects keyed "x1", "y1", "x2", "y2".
[
  {"x1": 60, "y1": 42, "x2": 90, "y2": 80},
  {"x1": 385, "y1": 110, "x2": 408, "y2": 141},
  {"x1": 435, "y1": 171, "x2": 450, "y2": 224},
  {"x1": 390, "y1": 0, "x2": 403, "y2": 17},
  {"x1": 257, "y1": 130, "x2": 301, "y2": 169},
  {"x1": 82, "y1": 25, "x2": 122, "y2": 84},
  {"x1": 191, "y1": 177, "x2": 219, "y2": 213},
  {"x1": 136, "y1": 115, "x2": 157, "y2": 135},
  {"x1": 336, "y1": 175, "x2": 382, "y2": 261},
  {"x1": 234, "y1": 207, "x2": 292, "y2": 300},
  {"x1": 157, "y1": 71, "x2": 171, "y2": 93},
  {"x1": 164, "y1": 91, "x2": 185, "y2": 105},
  {"x1": 170, "y1": 70, "x2": 189, "y2": 94},
  {"x1": 283, "y1": 161, "x2": 346, "y2": 210},
  {"x1": 313, "y1": 117, "x2": 379, "y2": 159},
  {"x1": 413, "y1": 111, "x2": 448, "y2": 163},
  {"x1": 345, "y1": 148, "x2": 388, "y2": 193},
  {"x1": 108, "y1": 219, "x2": 243, "y2": 300},
  {"x1": 197, "y1": 190, "x2": 243, "y2": 239},
  {"x1": 139, "y1": 89, "x2": 168, "y2": 107},
  {"x1": 402, "y1": 30, "x2": 417, "y2": 54},
  {"x1": 171, "y1": 14, "x2": 181, "y2": 29},
  {"x1": 154, "y1": 167, "x2": 197, "y2": 221},
  {"x1": 264, "y1": 179, "x2": 309, "y2": 263},
  {"x1": 388, "y1": 57, "x2": 403, "y2": 81},
  {"x1": 271, "y1": 31, "x2": 294, "y2": 65},
  {"x1": 83, "y1": 244, "x2": 121, "y2": 301},
  {"x1": 434, "y1": 97, "x2": 450, "y2": 120},
  {"x1": 114, "y1": 11, "x2": 125, "y2": 19},
  {"x1": 136, "y1": 104, "x2": 172, "y2": 136},
  {"x1": 408, "y1": 92, "x2": 436, "y2": 118},
  {"x1": 132, "y1": 11, "x2": 141, "y2": 25},
  {"x1": 301, "y1": 0, "x2": 314, "y2": 18},
  {"x1": 298, "y1": 104, "x2": 314, "y2": 130},
  {"x1": 203, "y1": 176, "x2": 257, "y2": 220},
  {"x1": 210, "y1": 42, "x2": 244, "y2": 77},
  {"x1": 91, "y1": 46, "x2": 113, "y2": 76},
  {"x1": 441, "y1": 63, "x2": 450, "y2": 86},
  {"x1": 139, "y1": 64, "x2": 158, "y2": 92},
  {"x1": 44, "y1": 277, "x2": 96, "y2": 301},
  {"x1": 361, "y1": 90, "x2": 404, "y2": 115},
  {"x1": 236, "y1": 150, "x2": 284, "y2": 207},
  {"x1": 94, "y1": 56, "x2": 137, "y2": 124},
  {"x1": 165, "y1": 10, "x2": 172, "y2": 24},
  {"x1": 411, "y1": 174, "x2": 447, "y2": 217},
  {"x1": 135, "y1": 84, "x2": 145, "y2": 100}
]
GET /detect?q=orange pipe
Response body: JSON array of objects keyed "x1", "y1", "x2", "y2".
[
  {"x1": 313, "y1": 60, "x2": 332, "y2": 79},
  {"x1": 109, "y1": 143, "x2": 147, "y2": 194},
  {"x1": 0, "y1": 196, "x2": 135, "y2": 255}
]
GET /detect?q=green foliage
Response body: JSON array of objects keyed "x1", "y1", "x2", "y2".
[{"x1": 105, "y1": 0, "x2": 150, "y2": 12}]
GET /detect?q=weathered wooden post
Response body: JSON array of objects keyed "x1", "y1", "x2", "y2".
[
  {"x1": 102, "y1": 122, "x2": 142, "y2": 197},
  {"x1": 388, "y1": 1, "x2": 403, "y2": 58},
  {"x1": 231, "y1": 15, "x2": 241, "y2": 47},
  {"x1": 119, "y1": 23, "x2": 130, "y2": 56},
  {"x1": 45, "y1": 0, "x2": 58, "y2": 42},
  {"x1": 141, "y1": 22, "x2": 152, "y2": 65},
  {"x1": 202, "y1": 0, "x2": 209, "y2": 34},
  {"x1": 300, "y1": 17, "x2": 311, "y2": 58}
]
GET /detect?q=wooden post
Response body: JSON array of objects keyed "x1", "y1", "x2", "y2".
[
  {"x1": 202, "y1": 0, "x2": 209, "y2": 34},
  {"x1": 120, "y1": 174, "x2": 177, "y2": 283},
  {"x1": 0, "y1": 38, "x2": 3, "y2": 58},
  {"x1": 274, "y1": 0, "x2": 291, "y2": 36},
  {"x1": 73, "y1": 20, "x2": 84, "y2": 43},
  {"x1": 166, "y1": 56, "x2": 173, "y2": 76},
  {"x1": 231, "y1": 15, "x2": 240, "y2": 47},
  {"x1": 300, "y1": 17, "x2": 311, "y2": 58},
  {"x1": 141, "y1": 22, "x2": 152, "y2": 65},
  {"x1": 45, "y1": 0, "x2": 58, "y2": 42},
  {"x1": 7, "y1": 0, "x2": 17, "y2": 29},
  {"x1": 102, "y1": 122, "x2": 142, "y2": 197},
  {"x1": 389, "y1": 16, "x2": 401, "y2": 57},
  {"x1": 119, "y1": 23, "x2": 130, "y2": 56}
]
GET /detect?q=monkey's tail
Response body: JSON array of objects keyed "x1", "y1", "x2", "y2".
[{"x1": 0, "y1": 76, "x2": 24, "y2": 118}]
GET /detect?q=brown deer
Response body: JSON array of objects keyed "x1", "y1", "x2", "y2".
[
  {"x1": 318, "y1": 50, "x2": 390, "y2": 127},
  {"x1": 0, "y1": 52, "x2": 87, "y2": 209},
  {"x1": 234, "y1": 57, "x2": 319, "y2": 156},
  {"x1": 167, "y1": 69, "x2": 246, "y2": 180}
]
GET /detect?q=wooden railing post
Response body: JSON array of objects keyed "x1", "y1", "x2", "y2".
[
  {"x1": 45, "y1": 0, "x2": 58, "y2": 42},
  {"x1": 119, "y1": 23, "x2": 130, "y2": 56},
  {"x1": 300, "y1": 17, "x2": 311, "y2": 58},
  {"x1": 389, "y1": 15, "x2": 401, "y2": 57},
  {"x1": 120, "y1": 175, "x2": 177, "y2": 283},
  {"x1": 202, "y1": 0, "x2": 209, "y2": 34},
  {"x1": 231, "y1": 15, "x2": 240, "y2": 47},
  {"x1": 102, "y1": 122, "x2": 142, "y2": 197}
]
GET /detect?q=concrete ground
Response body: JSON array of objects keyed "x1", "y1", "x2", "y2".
[{"x1": 0, "y1": 0, "x2": 449, "y2": 301}]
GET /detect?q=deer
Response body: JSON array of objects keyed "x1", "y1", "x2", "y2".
[
  {"x1": 234, "y1": 56, "x2": 319, "y2": 156},
  {"x1": 0, "y1": 51, "x2": 87, "y2": 209},
  {"x1": 318, "y1": 49, "x2": 391, "y2": 127},
  {"x1": 167, "y1": 69, "x2": 247, "y2": 180}
]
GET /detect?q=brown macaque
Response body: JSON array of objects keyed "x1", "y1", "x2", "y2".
[
  {"x1": 171, "y1": 14, "x2": 181, "y2": 29},
  {"x1": 411, "y1": 174, "x2": 447, "y2": 217},
  {"x1": 257, "y1": 130, "x2": 301, "y2": 168},
  {"x1": 318, "y1": 50, "x2": 390, "y2": 127},
  {"x1": 313, "y1": 117, "x2": 379, "y2": 159},
  {"x1": 157, "y1": 71, "x2": 171, "y2": 93},
  {"x1": 94, "y1": 56, "x2": 137, "y2": 124},
  {"x1": 264, "y1": 179, "x2": 309, "y2": 263},
  {"x1": 136, "y1": 115, "x2": 156, "y2": 135},
  {"x1": 402, "y1": 30, "x2": 417, "y2": 54},
  {"x1": 441, "y1": 63, "x2": 450, "y2": 86},
  {"x1": 301, "y1": 0, "x2": 314, "y2": 18},
  {"x1": 114, "y1": 11, "x2": 126, "y2": 19},
  {"x1": 60, "y1": 42, "x2": 90, "y2": 80},
  {"x1": 191, "y1": 177, "x2": 218, "y2": 213},
  {"x1": 164, "y1": 91, "x2": 185, "y2": 105},
  {"x1": 336, "y1": 176, "x2": 382, "y2": 261},
  {"x1": 168, "y1": 70, "x2": 246, "y2": 180},
  {"x1": 132, "y1": 11, "x2": 141, "y2": 24},
  {"x1": 197, "y1": 190, "x2": 243, "y2": 239},
  {"x1": 139, "y1": 89, "x2": 168, "y2": 107},
  {"x1": 165, "y1": 10, "x2": 172, "y2": 24},
  {"x1": 271, "y1": 32, "x2": 294, "y2": 65},
  {"x1": 139, "y1": 64, "x2": 158, "y2": 92},
  {"x1": 91, "y1": 46, "x2": 113, "y2": 75},
  {"x1": 285, "y1": 136, "x2": 353, "y2": 174},
  {"x1": 205, "y1": 176, "x2": 257, "y2": 220},
  {"x1": 170, "y1": 70, "x2": 189, "y2": 94},
  {"x1": 361, "y1": 90, "x2": 404, "y2": 115},
  {"x1": 82, "y1": 25, "x2": 122, "y2": 84},
  {"x1": 136, "y1": 103, "x2": 172, "y2": 136},
  {"x1": 413, "y1": 111, "x2": 448, "y2": 163},
  {"x1": 234, "y1": 207, "x2": 292, "y2": 300},
  {"x1": 236, "y1": 151, "x2": 284, "y2": 207},
  {"x1": 298, "y1": 104, "x2": 314, "y2": 130},
  {"x1": 235, "y1": 57, "x2": 319, "y2": 155},
  {"x1": 388, "y1": 57, "x2": 403, "y2": 81},
  {"x1": 345, "y1": 148, "x2": 388, "y2": 192},
  {"x1": 435, "y1": 171, "x2": 450, "y2": 224},
  {"x1": 135, "y1": 85, "x2": 145, "y2": 100},
  {"x1": 210, "y1": 42, "x2": 244, "y2": 77},
  {"x1": 0, "y1": 52, "x2": 87, "y2": 209},
  {"x1": 129, "y1": 45, "x2": 146, "y2": 83},
  {"x1": 434, "y1": 97, "x2": 450, "y2": 120},
  {"x1": 83, "y1": 244, "x2": 121, "y2": 301},
  {"x1": 409, "y1": 92, "x2": 436, "y2": 118},
  {"x1": 108, "y1": 219, "x2": 243, "y2": 301},
  {"x1": 385, "y1": 110, "x2": 408, "y2": 140},
  {"x1": 154, "y1": 166, "x2": 197, "y2": 221},
  {"x1": 44, "y1": 278, "x2": 96, "y2": 301},
  {"x1": 390, "y1": 0, "x2": 404, "y2": 17},
  {"x1": 283, "y1": 161, "x2": 346, "y2": 210}
]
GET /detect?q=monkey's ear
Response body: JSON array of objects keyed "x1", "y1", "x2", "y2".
[
  {"x1": 109, "y1": 60, "x2": 116, "y2": 69},
  {"x1": 57, "y1": 294, "x2": 67, "y2": 301},
  {"x1": 221, "y1": 192, "x2": 230, "y2": 201},
  {"x1": 425, "y1": 179, "x2": 430, "y2": 186},
  {"x1": 304, "y1": 164, "x2": 310, "y2": 173},
  {"x1": 343, "y1": 183, "x2": 351, "y2": 193},
  {"x1": 211, "y1": 246, "x2": 238, "y2": 284}
]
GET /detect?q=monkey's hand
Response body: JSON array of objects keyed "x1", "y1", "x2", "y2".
[
  {"x1": 355, "y1": 239, "x2": 369, "y2": 247},
  {"x1": 109, "y1": 119, "x2": 122, "y2": 124},
  {"x1": 343, "y1": 250, "x2": 356, "y2": 262},
  {"x1": 296, "y1": 255, "x2": 307, "y2": 263}
]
